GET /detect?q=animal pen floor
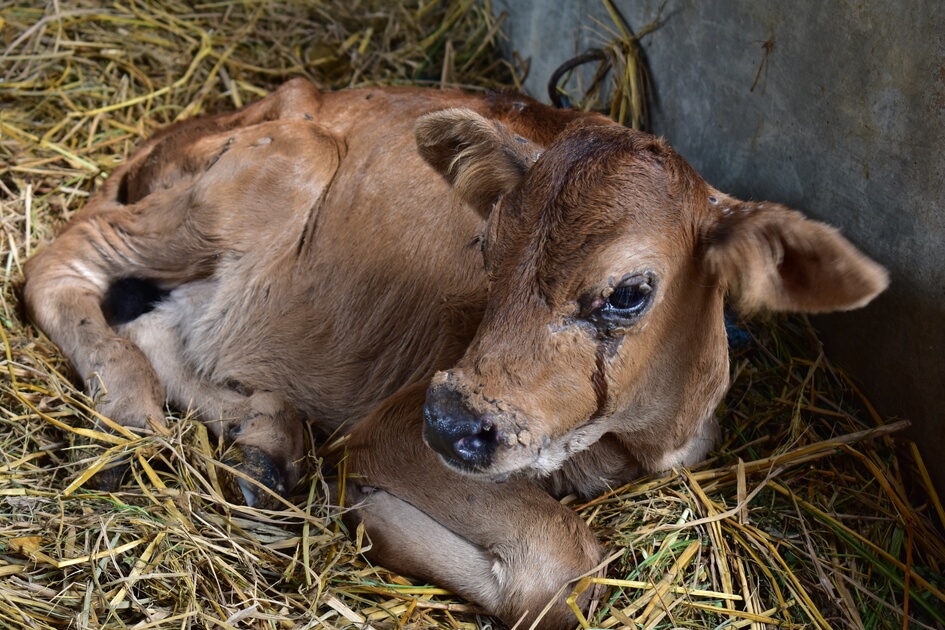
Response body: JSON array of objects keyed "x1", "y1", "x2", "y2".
[{"x1": 1, "y1": 2, "x2": 943, "y2": 629}]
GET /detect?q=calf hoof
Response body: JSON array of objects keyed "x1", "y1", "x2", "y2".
[
  {"x1": 86, "y1": 458, "x2": 130, "y2": 492},
  {"x1": 72, "y1": 430, "x2": 130, "y2": 492},
  {"x1": 220, "y1": 444, "x2": 289, "y2": 509}
]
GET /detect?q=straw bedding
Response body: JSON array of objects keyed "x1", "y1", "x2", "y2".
[{"x1": 1, "y1": 2, "x2": 943, "y2": 628}]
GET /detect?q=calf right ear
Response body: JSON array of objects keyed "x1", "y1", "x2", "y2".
[
  {"x1": 416, "y1": 109, "x2": 539, "y2": 218},
  {"x1": 702, "y1": 200, "x2": 889, "y2": 313}
]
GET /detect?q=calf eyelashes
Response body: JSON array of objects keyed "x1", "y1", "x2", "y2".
[{"x1": 585, "y1": 271, "x2": 658, "y2": 337}]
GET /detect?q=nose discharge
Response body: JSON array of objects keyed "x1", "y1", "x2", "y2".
[{"x1": 423, "y1": 387, "x2": 497, "y2": 470}]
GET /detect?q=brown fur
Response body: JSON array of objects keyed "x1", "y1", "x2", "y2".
[{"x1": 23, "y1": 78, "x2": 888, "y2": 628}]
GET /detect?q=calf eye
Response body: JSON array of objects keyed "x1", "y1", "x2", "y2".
[
  {"x1": 602, "y1": 275, "x2": 655, "y2": 320},
  {"x1": 610, "y1": 283, "x2": 645, "y2": 310},
  {"x1": 582, "y1": 273, "x2": 657, "y2": 335}
]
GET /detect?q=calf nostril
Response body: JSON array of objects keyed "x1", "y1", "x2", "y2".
[{"x1": 453, "y1": 424, "x2": 497, "y2": 462}]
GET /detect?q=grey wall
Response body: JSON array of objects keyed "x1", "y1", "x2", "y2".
[{"x1": 493, "y1": 0, "x2": 945, "y2": 490}]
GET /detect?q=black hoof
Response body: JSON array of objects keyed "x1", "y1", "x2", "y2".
[
  {"x1": 220, "y1": 444, "x2": 289, "y2": 509},
  {"x1": 86, "y1": 458, "x2": 130, "y2": 492},
  {"x1": 72, "y1": 428, "x2": 131, "y2": 492}
]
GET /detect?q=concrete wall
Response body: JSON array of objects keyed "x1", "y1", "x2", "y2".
[{"x1": 493, "y1": 0, "x2": 945, "y2": 490}]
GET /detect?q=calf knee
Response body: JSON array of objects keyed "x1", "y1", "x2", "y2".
[
  {"x1": 493, "y1": 515, "x2": 603, "y2": 629},
  {"x1": 350, "y1": 482, "x2": 602, "y2": 630}
]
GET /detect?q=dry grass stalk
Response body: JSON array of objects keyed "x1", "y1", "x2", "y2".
[
  {"x1": 548, "y1": 0, "x2": 663, "y2": 131},
  {"x1": 2, "y1": 1, "x2": 944, "y2": 629}
]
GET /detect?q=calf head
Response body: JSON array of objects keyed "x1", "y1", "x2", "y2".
[{"x1": 416, "y1": 109, "x2": 888, "y2": 480}]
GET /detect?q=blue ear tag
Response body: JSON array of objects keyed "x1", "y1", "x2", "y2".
[{"x1": 724, "y1": 309, "x2": 752, "y2": 351}]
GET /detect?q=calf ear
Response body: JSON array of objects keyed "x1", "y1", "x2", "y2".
[
  {"x1": 416, "y1": 109, "x2": 538, "y2": 218},
  {"x1": 702, "y1": 200, "x2": 889, "y2": 313}
]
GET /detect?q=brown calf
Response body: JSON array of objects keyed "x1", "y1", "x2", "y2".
[{"x1": 23, "y1": 78, "x2": 887, "y2": 628}]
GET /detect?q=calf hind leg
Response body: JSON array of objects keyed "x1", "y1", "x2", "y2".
[
  {"x1": 23, "y1": 263, "x2": 168, "y2": 491},
  {"x1": 22, "y1": 83, "x2": 322, "y2": 495}
]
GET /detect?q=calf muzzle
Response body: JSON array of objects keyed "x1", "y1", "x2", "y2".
[{"x1": 423, "y1": 386, "x2": 497, "y2": 471}]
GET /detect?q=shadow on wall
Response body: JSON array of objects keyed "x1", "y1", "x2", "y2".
[{"x1": 815, "y1": 291, "x2": 945, "y2": 451}]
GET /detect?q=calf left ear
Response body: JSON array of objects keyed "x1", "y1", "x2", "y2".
[
  {"x1": 702, "y1": 200, "x2": 889, "y2": 313},
  {"x1": 416, "y1": 109, "x2": 538, "y2": 218}
]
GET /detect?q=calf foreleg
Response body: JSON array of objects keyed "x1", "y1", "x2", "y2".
[
  {"x1": 343, "y1": 383, "x2": 603, "y2": 629},
  {"x1": 116, "y1": 292, "x2": 306, "y2": 507}
]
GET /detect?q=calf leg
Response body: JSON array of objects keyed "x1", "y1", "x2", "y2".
[
  {"x1": 22, "y1": 124, "x2": 247, "y2": 435},
  {"x1": 23, "y1": 247, "x2": 168, "y2": 431},
  {"x1": 343, "y1": 383, "x2": 603, "y2": 629},
  {"x1": 23, "y1": 81, "x2": 328, "y2": 492},
  {"x1": 116, "y1": 288, "x2": 306, "y2": 507},
  {"x1": 22, "y1": 173, "x2": 215, "y2": 490}
]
